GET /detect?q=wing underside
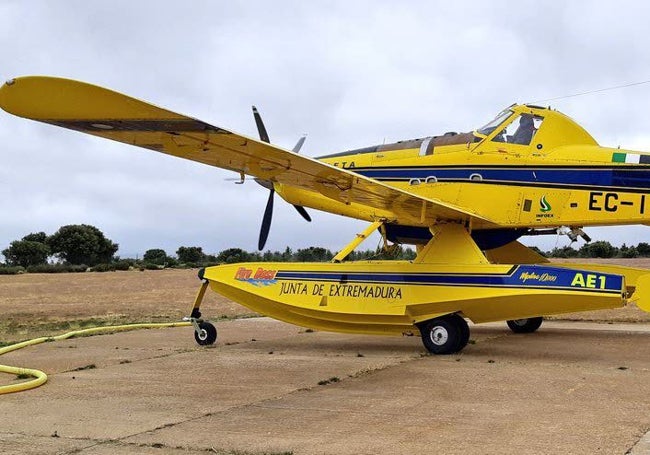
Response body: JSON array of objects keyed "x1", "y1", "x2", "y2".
[{"x1": 0, "y1": 76, "x2": 494, "y2": 227}]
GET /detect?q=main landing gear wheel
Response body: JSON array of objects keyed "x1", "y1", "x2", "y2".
[
  {"x1": 194, "y1": 321, "x2": 217, "y2": 345},
  {"x1": 506, "y1": 317, "x2": 543, "y2": 334},
  {"x1": 420, "y1": 314, "x2": 470, "y2": 355}
]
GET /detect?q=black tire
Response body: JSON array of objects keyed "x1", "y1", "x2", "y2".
[
  {"x1": 194, "y1": 321, "x2": 217, "y2": 345},
  {"x1": 506, "y1": 317, "x2": 543, "y2": 334},
  {"x1": 420, "y1": 315, "x2": 468, "y2": 355},
  {"x1": 447, "y1": 313, "x2": 470, "y2": 351}
]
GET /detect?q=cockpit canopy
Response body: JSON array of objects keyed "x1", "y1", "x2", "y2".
[
  {"x1": 474, "y1": 104, "x2": 598, "y2": 149},
  {"x1": 476, "y1": 107, "x2": 514, "y2": 136},
  {"x1": 320, "y1": 104, "x2": 598, "y2": 161}
]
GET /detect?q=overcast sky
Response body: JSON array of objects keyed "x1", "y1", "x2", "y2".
[{"x1": 2, "y1": 0, "x2": 650, "y2": 258}]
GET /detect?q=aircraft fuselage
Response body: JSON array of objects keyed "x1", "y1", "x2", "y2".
[{"x1": 277, "y1": 104, "x2": 650, "y2": 237}]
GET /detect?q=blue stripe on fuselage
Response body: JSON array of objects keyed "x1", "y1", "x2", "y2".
[
  {"x1": 275, "y1": 265, "x2": 622, "y2": 293},
  {"x1": 349, "y1": 166, "x2": 650, "y2": 191}
]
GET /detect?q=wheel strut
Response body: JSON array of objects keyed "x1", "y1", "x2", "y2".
[{"x1": 183, "y1": 278, "x2": 217, "y2": 346}]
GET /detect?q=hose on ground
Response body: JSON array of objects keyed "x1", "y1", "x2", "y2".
[{"x1": 0, "y1": 322, "x2": 191, "y2": 395}]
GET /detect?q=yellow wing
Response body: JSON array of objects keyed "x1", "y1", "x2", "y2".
[{"x1": 0, "y1": 76, "x2": 495, "y2": 227}]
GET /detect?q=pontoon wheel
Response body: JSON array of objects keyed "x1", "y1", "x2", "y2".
[
  {"x1": 420, "y1": 315, "x2": 468, "y2": 355},
  {"x1": 506, "y1": 317, "x2": 543, "y2": 334},
  {"x1": 447, "y1": 313, "x2": 470, "y2": 350},
  {"x1": 194, "y1": 321, "x2": 217, "y2": 345}
]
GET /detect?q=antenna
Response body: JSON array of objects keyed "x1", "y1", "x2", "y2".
[{"x1": 531, "y1": 79, "x2": 650, "y2": 104}]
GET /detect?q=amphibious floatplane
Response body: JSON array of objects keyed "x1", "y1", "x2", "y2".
[{"x1": 2, "y1": 76, "x2": 650, "y2": 354}]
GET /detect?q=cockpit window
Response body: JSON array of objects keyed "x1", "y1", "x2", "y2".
[
  {"x1": 492, "y1": 114, "x2": 544, "y2": 145},
  {"x1": 476, "y1": 108, "x2": 514, "y2": 136}
]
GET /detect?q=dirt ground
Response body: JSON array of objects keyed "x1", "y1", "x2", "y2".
[{"x1": 1, "y1": 262, "x2": 650, "y2": 454}]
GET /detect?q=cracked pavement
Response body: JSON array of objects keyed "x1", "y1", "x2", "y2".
[{"x1": 1, "y1": 318, "x2": 650, "y2": 454}]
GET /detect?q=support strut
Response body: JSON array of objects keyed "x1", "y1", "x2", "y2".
[
  {"x1": 184, "y1": 279, "x2": 210, "y2": 337},
  {"x1": 331, "y1": 220, "x2": 384, "y2": 263}
]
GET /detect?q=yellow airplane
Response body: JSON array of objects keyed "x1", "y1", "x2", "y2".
[{"x1": 2, "y1": 76, "x2": 650, "y2": 355}]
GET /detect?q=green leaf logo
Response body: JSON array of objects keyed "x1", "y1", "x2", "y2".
[{"x1": 540, "y1": 195, "x2": 552, "y2": 212}]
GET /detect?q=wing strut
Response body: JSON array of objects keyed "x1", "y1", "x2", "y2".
[{"x1": 332, "y1": 220, "x2": 384, "y2": 263}]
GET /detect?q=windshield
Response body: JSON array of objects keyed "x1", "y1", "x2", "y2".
[
  {"x1": 476, "y1": 108, "x2": 514, "y2": 136},
  {"x1": 492, "y1": 114, "x2": 544, "y2": 146}
]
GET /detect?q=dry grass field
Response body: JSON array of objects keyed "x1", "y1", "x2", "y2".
[
  {"x1": 0, "y1": 269, "x2": 254, "y2": 344},
  {"x1": 2, "y1": 258, "x2": 650, "y2": 344}
]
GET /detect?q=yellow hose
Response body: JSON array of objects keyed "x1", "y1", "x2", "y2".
[{"x1": 0, "y1": 321, "x2": 191, "y2": 395}]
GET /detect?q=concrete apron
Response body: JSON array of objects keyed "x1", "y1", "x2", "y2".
[{"x1": 1, "y1": 318, "x2": 650, "y2": 455}]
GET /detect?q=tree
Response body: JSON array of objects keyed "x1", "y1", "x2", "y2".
[
  {"x1": 262, "y1": 250, "x2": 283, "y2": 262},
  {"x1": 548, "y1": 246, "x2": 579, "y2": 258},
  {"x1": 619, "y1": 244, "x2": 638, "y2": 258},
  {"x1": 47, "y1": 224, "x2": 118, "y2": 266},
  {"x1": 2, "y1": 240, "x2": 50, "y2": 267},
  {"x1": 295, "y1": 247, "x2": 333, "y2": 262},
  {"x1": 216, "y1": 248, "x2": 251, "y2": 264},
  {"x1": 176, "y1": 246, "x2": 205, "y2": 264},
  {"x1": 143, "y1": 248, "x2": 169, "y2": 265},
  {"x1": 281, "y1": 247, "x2": 293, "y2": 261},
  {"x1": 578, "y1": 241, "x2": 617, "y2": 258},
  {"x1": 637, "y1": 242, "x2": 650, "y2": 257},
  {"x1": 22, "y1": 232, "x2": 48, "y2": 243}
]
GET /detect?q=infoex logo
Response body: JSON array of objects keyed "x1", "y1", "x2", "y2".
[{"x1": 540, "y1": 195, "x2": 552, "y2": 212}]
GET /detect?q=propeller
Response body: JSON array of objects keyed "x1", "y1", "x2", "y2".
[
  {"x1": 252, "y1": 106, "x2": 270, "y2": 143},
  {"x1": 252, "y1": 106, "x2": 311, "y2": 250},
  {"x1": 259, "y1": 187, "x2": 275, "y2": 251}
]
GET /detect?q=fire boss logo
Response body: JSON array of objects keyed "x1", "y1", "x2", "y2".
[{"x1": 235, "y1": 267, "x2": 278, "y2": 286}]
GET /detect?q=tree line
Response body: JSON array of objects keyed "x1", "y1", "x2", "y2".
[
  {"x1": 2, "y1": 224, "x2": 649, "y2": 274},
  {"x1": 541, "y1": 240, "x2": 650, "y2": 259},
  {"x1": 0, "y1": 224, "x2": 416, "y2": 273}
]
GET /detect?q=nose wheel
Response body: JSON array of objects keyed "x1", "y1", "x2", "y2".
[
  {"x1": 186, "y1": 276, "x2": 218, "y2": 346},
  {"x1": 193, "y1": 321, "x2": 217, "y2": 345}
]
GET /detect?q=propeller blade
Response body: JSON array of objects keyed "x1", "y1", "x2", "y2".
[
  {"x1": 292, "y1": 135, "x2": 307, "y2": 153},
  {"x1": 253, "y1": 106, "x2": 274, "y2": 250},
  {"x1": 258, "y1": 189, "x2": 275, "y2": 250},
  {"x1": 292, "y1": 204, "x2": 312, "y2": 222},
  {"x1": 252, "y1": 106, "x2": 270, "y2": 143},
  {"x1": 252, "y1": 107, "x2": 309, "y2": 247},
  {"x1": 289, "y1": 134, "x2": 311, "y2": 221}
]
